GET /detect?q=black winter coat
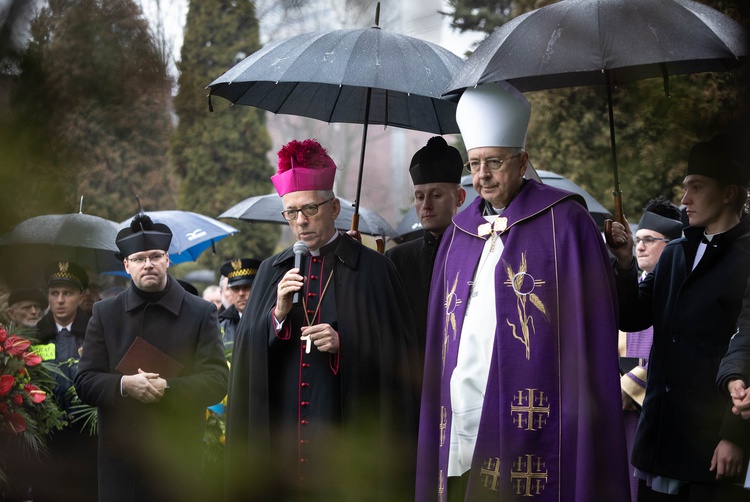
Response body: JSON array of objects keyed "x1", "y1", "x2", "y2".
[
  {"x1": 616, "y1": 216, "x2": 750, "y2": 482},
  {"x1": 74, "y1": 277, "x2": 229, "y2": 502}
]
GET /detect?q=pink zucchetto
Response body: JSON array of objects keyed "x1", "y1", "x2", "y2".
[{"x1": 271, "y1": 139, "x2": 337, "y2": 197}]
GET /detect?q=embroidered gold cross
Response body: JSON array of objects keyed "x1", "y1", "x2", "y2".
[
  {"x1": 439, "y1": 406, "x2": 447, "y2": 447},
  {"x1": 480, "y1": 457, "x2": 501, "y2": 491},
  {"x1": 511, "y1": 388, "x2": 550, "y2": 431},
  {"x1": 511, "y1": 454, "x2": 548, "y2": 497}
]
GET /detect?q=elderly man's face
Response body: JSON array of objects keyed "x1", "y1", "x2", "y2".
[
  {"x1": 469, "y1": 147, "x2": 528, "y2": 210},
  {"x1": 8, "y1": 300, "x2": 44, "y2": 328},
  {"x1": 124, "y1": 250, "x2": 170, "y2": 292},
  {"x1": 414, "y1": 183, "x2": 466, "y2": 238},
  {"x1": 282, "y1": 191, "x2": 340, "y2": 252}
]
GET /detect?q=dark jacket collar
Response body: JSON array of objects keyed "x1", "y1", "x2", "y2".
[{"x1": 124, "y1": 275, "x2": 184, "y2": 316}]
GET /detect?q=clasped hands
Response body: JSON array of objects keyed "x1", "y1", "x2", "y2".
[
  {"x1": 122, "y1": 368, "x2": 167, "y2": 404},
  {"x1": 275, "y1": 268, "x2": 339, "y2": 354}
]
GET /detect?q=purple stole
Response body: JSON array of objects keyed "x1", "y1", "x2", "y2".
[{"x1": 416, "y1": 180, "x2": 630, "y2": 501}]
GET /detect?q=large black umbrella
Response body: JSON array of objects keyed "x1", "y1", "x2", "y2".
[
  {"x1": 394, "y1": 170, "x2": 612, "y2": 241},
  {"x1": 207, "y1": 3, "x2": 463, "y2": 233},
  {"x1": 445, "y1": 0, "x2": 748, "y2": 227},
  {"x1": 0, "y1": 212, "x2": 124, "y2": 286},
  {"x1": 219, "y1": 193, "x2": 396, "y2": 239}
]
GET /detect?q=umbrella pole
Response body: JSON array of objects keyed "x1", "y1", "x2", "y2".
[
  {"x1": 352, "y1": 87, "x2": 373, "y2": 234},
  {"x1": 605, "y1": 71, "x2": 624, "y2": 226}
]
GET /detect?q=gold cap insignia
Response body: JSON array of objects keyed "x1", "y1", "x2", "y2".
[{"x1": 231, "y1": 258, "x2": 242, "y2": 270}]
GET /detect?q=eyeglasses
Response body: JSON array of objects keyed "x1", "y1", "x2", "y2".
[
  {"x1": 128, "y1": 252, "x2": 167, "y2": 265},
  {"x1": 464, "y1": 153, "x2": 522, "y2": 173},
  {"x1": 281, "y1": 198, "x2": 334, "y2": 221},
  {"x1": 635, "y1": 236, "x2": 671, "y2": 247}
]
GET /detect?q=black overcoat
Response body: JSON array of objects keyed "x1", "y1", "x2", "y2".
[
  {"x1": 616, "y1": 216, "x2": 750, "y2": 482},
  {"x1": 74, "y1": 277, "x2": 229, "y2": 502},
  {"x1": 225, "y1": 234, "x2": 419, "y2": 501},
  {"x1": 385, "y1": 230, "x2": 439, "y2": 368},
  {"x1": 717, "y1": 264, "x2": 750, "y2": 389}
]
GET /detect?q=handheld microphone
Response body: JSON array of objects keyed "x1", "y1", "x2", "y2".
[{"x1": 292, "y1": 240, "x2": 308, "y2": 304}]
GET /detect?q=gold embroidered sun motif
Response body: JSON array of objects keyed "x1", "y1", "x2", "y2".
[{"x1": 503, "y1": 252, "x2": 549, "y2": 360}]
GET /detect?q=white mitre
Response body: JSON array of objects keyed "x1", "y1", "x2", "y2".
[{"x1": 456, "y1": 82, "x2": 531, "y2": 150}]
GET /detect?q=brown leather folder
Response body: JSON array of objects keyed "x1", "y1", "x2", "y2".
[{"x1": 116, "y1": 336, "x2": 184, "y2": 378}]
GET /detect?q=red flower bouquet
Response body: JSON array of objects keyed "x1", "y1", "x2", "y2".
[{"x1": 0, "y1": 326, "x2": 66, "y2": 484}]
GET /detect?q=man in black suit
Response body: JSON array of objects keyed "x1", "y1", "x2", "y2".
[{"x1": 75, "y1": 214, "x2": 229, "y2": 502}]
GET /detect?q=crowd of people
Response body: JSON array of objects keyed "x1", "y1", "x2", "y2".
[{"x1": 1, "y1": 79, "x2": 749, "y2": 502}]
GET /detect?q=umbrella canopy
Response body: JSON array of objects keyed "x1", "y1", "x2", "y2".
[
  {"x1": 219, "y1": 193, "x2": 396, "y2": 239},
  {"x1": 0, "y1": 213, "x2": 124, "y2": 285},
  {"x1": 119, "y1": 211, "x2": 238, "y2": 265},
  {"x1": 394, "y1": 170, "x2": 612, "y2": 240},
  {"x1": 208, "y1": 3, "x2": 464, "y2": 231},
  {"x1": 445, "y1": 0, "x2": 748, "y2": 225}
]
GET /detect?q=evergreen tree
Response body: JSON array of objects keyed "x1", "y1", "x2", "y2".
[
  {"x1": 443, "y1": 0, "x2": 749, "y2": 221},
  {"x1": 171, "y1": 0, "x2": 278, "y2": 270},
  {"x1": 3, "y1": 0, "x2": 176, "y2": 227}
]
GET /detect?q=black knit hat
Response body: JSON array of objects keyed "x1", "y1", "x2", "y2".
[
  {"x1": 8, "y1": 288, "x2": 48, "y2": 309},
  {"x1": 116, "y1": 213, "x2": 172, "y2": 259},
  {"x1": 409, "y1": 136, "x2": 464, "y2": 185}
]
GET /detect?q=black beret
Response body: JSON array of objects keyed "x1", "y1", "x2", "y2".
[
  {"x1": 116, "y1": 213, "x2": 172, "y2": 259},
  {"x1": 409, "y1": 136, "x2": 463, "y2": 185},
  {"x1": 8, "y1": 288, "x2": 48, "y2": 309},
  {"x1": 220, "y1": 258, "x2": 262, "y2": 287},
  {"x1": 44, "y1": 261, "x2": 88, "y2": 291},
  {"x1": 687, "y1": 135, "x2": 749, "y2": 187}
]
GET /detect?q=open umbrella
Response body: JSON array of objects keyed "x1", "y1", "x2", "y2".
[
  {"x1": 219, "y1": 193, "x2": 396, "y2": 239},
  {"x1": 119, "y1": 211, "x2": 238, "y2": 265},
  {"x1": 445, "y1": 0, "x2": 748, "y2": 228},
  {"x1": 0, "y1": 212, "x2": 124, "y2": 286},
  {"x1": 394, "y1": 170, "x2": 612, "y2": 240},
  {"x1": 207, "y1": 2, "x2": 463, "y2": 233}
]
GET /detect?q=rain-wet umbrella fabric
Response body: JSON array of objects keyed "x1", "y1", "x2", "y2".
[
  {"x1": 445, "y1": 0, "x2": 748, "y2": 224},
  {"x1": 119, "y1": 211, "x2": 238, "y2": 265},
  {"x1": 219, "y1": 193, "x2": 396, "y2": 239},
  {"x1": 207, "y1": 21, "x2": 464, "y2": 231},
  {"x1": 0, "y1": 213, "x2": 124, "y2": 285},
  {"x1": 393, "y1": 170, "x2": 612, "y2": 240}
]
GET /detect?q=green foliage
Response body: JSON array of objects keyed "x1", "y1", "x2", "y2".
[
  {"x1": 171, "y1": 0, "x2": 279, "y2": 269},
  {"x1": 444, "y1": 0, "x2": 750, "y2": 222},
  {"x1": 1, "y1": 0, "x2": 176, "y2": 230}
]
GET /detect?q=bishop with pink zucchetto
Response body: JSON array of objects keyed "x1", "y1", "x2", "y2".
[{"x1": 226, "y1": 139, "x2": 420, "y2": 500}]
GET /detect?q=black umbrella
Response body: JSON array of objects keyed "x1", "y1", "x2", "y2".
[
  {"x1": 207, "y1": 3, "x2": 463, "y2": 234},
  {"x1": 445, "y1": 0, "x2": 748, "y2": 228},
  {"x1": 394, "y1": 170, "x2": 612, "y2": 241},
  {"x1": 219, "y1": 193, "x2": 396, "y2": 239},
  {"x1": 0, "y1": 212, "x2": 124, "y2": 286}
]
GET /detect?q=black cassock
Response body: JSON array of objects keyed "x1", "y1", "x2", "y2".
[{"x1": 225, "y1": 234, "x2": 419, "y2": 501}]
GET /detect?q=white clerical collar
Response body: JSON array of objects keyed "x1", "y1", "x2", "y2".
[{"x1": 309, "y1": 232, "x2": 340, "y2": 257}]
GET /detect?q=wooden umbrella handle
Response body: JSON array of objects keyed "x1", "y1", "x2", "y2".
[{"x1": 604, "y1": 191, "x2": 625, "y2": 248}]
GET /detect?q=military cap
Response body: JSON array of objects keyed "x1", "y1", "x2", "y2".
[
  {"x1": 45, "y1": 261, "x2": 89, "y2": 291},
  {"x1": 220, "y1": 258, "x2": 262, "y2": 288}
]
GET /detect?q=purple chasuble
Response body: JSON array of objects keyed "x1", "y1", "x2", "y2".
[{"x1": 416, "y1": 180, "x2": 630, "y2": 501}]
